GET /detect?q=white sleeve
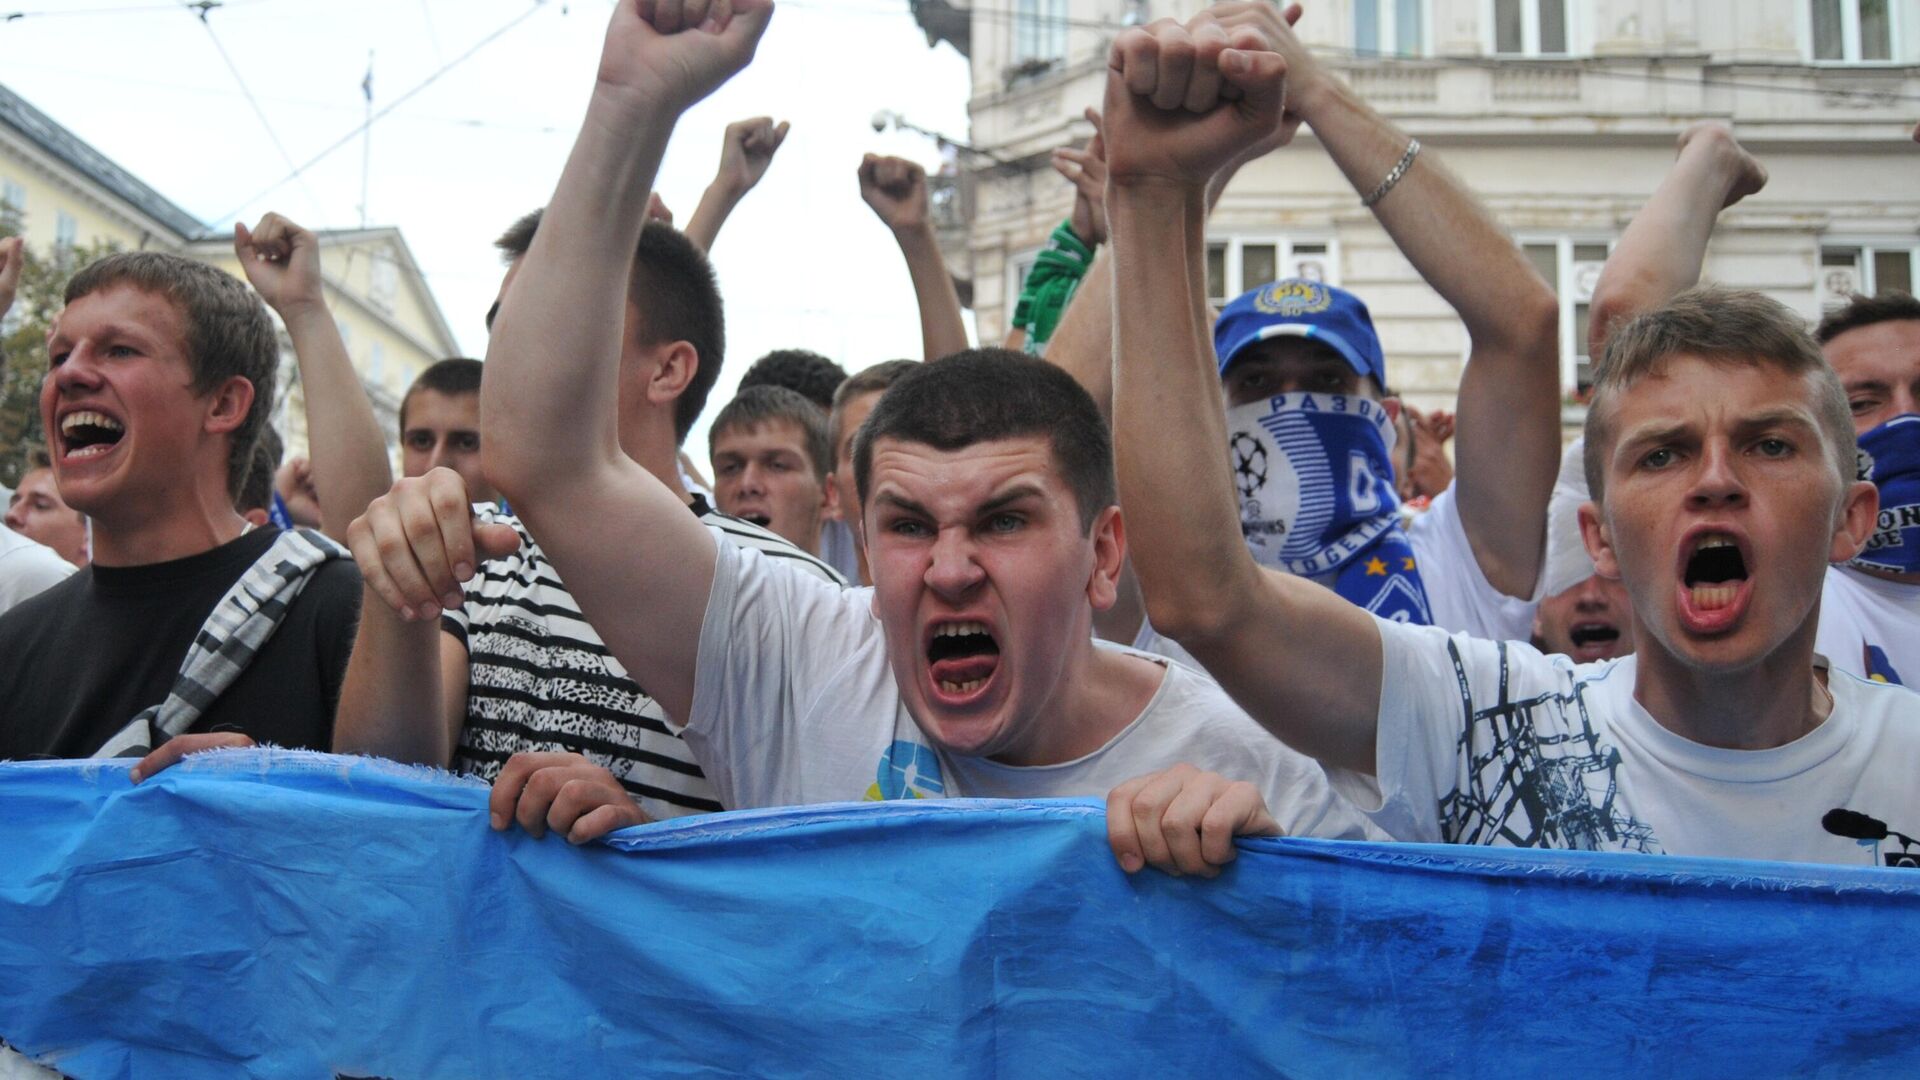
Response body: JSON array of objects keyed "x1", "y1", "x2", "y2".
[
  {"x1": 1407, "y1": 483, "x2": 1541, "y2": 642},
  {"x1": 1326, "y1": 618, "x2": 1512, "y2": 843},
  {"x1": 686, "y1": 529, "x2": 867, "y2": 808},
  {"x1": 0, "y1": 542, "x2": 73, "y2": 615}
]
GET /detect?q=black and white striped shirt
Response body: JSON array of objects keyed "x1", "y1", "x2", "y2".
[{"x1": 443, "y1": 495, "x2": 843, "y2": 818}]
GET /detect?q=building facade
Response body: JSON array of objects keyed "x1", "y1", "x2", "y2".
[
  {"x1": 0, "y1": 81, "x2": 459, "y2": 458},
  {"x1": 913, "y1": 0, "x2": 1920, "y2": 415}
]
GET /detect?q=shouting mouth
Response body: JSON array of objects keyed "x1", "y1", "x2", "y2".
[
  {"x1": 58, "y1": 409, "x2": 125, "y2": 462},
  {"x1": 1677, "y1": 531, "x2": 1752, "y2": 634},
  {"x1": 926, "y1": 619, "x2": 1001, "y2": 703},
  {"x1": 1567, "y1": 620, "x2": 1622, "y2": 661}
]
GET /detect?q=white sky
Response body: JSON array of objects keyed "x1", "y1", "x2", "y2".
[{"x1": 0, "y1": 0, "x2": 973, "y2": 455}]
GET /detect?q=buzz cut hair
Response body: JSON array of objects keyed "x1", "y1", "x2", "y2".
[
  {"x1": 1583, "y1": 285, "x2": 1854, "y2": 504},
  {"x1": 709, "y1": 385, "x2": 833, "y2": 483}
]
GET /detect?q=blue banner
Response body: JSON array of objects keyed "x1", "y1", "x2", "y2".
[{"x1": 2, "y1": 749, "x2": 1918, "y2": 1078}]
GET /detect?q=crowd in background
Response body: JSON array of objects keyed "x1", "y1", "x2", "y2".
[{"x1": 1, "y1": 0, "x2": 1919, "y2": 879}]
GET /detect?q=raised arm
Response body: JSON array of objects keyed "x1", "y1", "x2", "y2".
[
  {"x1": 1215, "y1": 4, "x2": 1558, "y2": 599},
  {"x1": 481, "y1": 0, "x2": 771, "y2": 724},
  {"x1": 684, "y1": 116, "x2": 790, "y2": 252},
  {"x1": 858, "y1": 155, "x2": 969, "y2": 361},
  {"x1": 1106, "y1": 10, "x2": 1382, "y2": 774},
  {"x1": 1587, "y1": 123, "x2": 1767, "y2": 357},
  {"x1": 234, "y1": 213, "x2": 392, "y2": 544}
]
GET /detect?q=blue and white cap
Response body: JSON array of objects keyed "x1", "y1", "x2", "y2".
[{"x1": 1213, "y1": 279, "x2": 1388, "y2": 393}]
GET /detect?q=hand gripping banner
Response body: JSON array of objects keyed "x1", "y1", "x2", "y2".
[{"x1": 2, "y1": 749, "x2": 1918, "y2": 1078}]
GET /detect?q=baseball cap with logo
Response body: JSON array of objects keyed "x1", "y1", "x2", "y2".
[{"x1": 1213, "y1": 279, "x2": 1389, "y2": 394}]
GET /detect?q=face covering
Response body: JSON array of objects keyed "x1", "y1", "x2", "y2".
[
  {"x1": 1224, "y1": 391, "x2": 1433, "y2": 624},
  {"x1": 1854, "y1": 414, "x2": 1920, "y2": 575}
]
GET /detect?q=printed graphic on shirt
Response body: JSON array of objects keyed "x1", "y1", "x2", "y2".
[
  {"x1": 1864, "y1": 644, "x2": 1905, "y2": 686},
  {"x1": 865, "y1": 739, "x2": 945, "y2": 801},
  {"x1": 1436, "y1": 639, "x2": 1661, "y2": 852}
]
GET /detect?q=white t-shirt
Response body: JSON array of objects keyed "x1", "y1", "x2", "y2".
[
  {"x1": 0, "y1": 525, "x2": 74, "y2": 616},
  {"x1": 1816, "y1": 565, "x2": 1920, "y2": 687},
  {"x1": 1333, "y1": 618, "x2": 1920, "y2": 866},
  {"x1": 684, "y1": 532, "x2": 1380, "y2": 840},
  {"x1": 1136, "y1": 482, "x2": 1538, "y2": 667}
]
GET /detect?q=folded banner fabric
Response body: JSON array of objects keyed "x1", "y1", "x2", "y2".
[{"x1": 2, "y1": 750, "x2": 1918, "y2": 1079}]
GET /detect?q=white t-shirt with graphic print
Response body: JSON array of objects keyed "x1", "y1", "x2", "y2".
[
  {"x1": 1816, "y1": 564, "x2": 1920, "y2": 687},
  {"x1": 1331, "y1": 618, "x2": 1920, "y2": 867},
  {"x1": 680, "y1": 531, "x2": 1380, "y2": 840}
]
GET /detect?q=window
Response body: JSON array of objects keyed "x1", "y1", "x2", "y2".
[
  {"x1": 1491, "y1": 0, "x2": 1570, "y2": 56},
  {"x1": 1011, "y1": 0, "x2": 1066, "y2": 70},
  {"x1": 1204, "y1": 237, "x2": 1338, "y2": 307},
  {"x1": 1810, "y1": 0, "x2": 1895, "y2": 62},
  {"x1": 1356, "y1": 0, "x2": 1428, "y2": 58},
  {"x1": 54, "y1": 210, "x2": 77, "y2": 252},
  {"x1": 370, "y1": 251, "x2": 400, "y2": 313},
  {"x1": 368, "y1": 341, "x2": 388, "y2": 386},
  {"x1": 0, "y1": 178, "x2": 23, "y2": 216},
  {"x1": 1821, "y1": 244, "x2": 1917, "y2": 308},
  {"x1": 1523, "y1": 237, "x2": 1610, "y2": 394}
]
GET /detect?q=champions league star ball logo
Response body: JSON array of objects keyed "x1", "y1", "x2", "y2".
[
  {"x1": 1231, "y1": 431, "x2": 1268, "y2": 500},
  {"x1": 1858, "y1": 446, "x2": 1877, "y2": 483}
]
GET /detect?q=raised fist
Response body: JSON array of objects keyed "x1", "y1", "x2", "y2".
[
  {"x1": 716, "y1": 116, "x2": 791, "y2": 195},
  {"x1": 858, "y1": 154, "x2": 931, "y2": 233},
  {"x1": 234, "y1": 212, "x2": 324, "y2": 316},
  {"x1": 1102, "y1": 10, "x2": 1290, "y2": 190},
  {"x1": 596, "y1": 0, "x2": 775, "y2": 115},
  {"x1": 1052, "y1": 107, "x2": 1109, "y2": 247}
]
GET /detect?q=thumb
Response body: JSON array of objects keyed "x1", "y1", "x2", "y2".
[
  {"x1": 233, "y1": 221, "x2": 253, "y2": 256},
  {"x1": 1220, "y1": 48, "x2": 1287, "y2": 114},
  {"x1": 721, "y1": 0, "x2": 774, "y2": 53},
  {"x1": 475, "y1": 522, "x2": 523, "y2": 562}
]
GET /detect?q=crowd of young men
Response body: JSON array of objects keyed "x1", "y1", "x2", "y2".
[{"x1": 0, "y1": 0, "x2": 1916, "y2": 885}]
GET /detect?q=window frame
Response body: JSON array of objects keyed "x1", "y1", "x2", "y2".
[
  {"x1": 1354, "y1": 0, "x2": 1435, "y2": 59},
  {"x1": 1519, "y1": 233, "x2": 1614, "y2": 395},
  {"x1": 1485, "y1": 0, "x2": 1578, "y2": 57},
  {"x1": 1009, "y1": 0, "x2": 1068, "y2": 73},
  {"x1": 1203, "y1": 234, "x2": 1342, "y2": 308},
  {"x1": 1803, "y1": 0, "x2": 1903, "y2": 64},
  {"x1": 1819, "y1": 240, "x2": 1920, "y2": 307}
]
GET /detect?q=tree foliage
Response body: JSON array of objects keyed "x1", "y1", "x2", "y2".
[{"x1": 0, "y1": 208, "x2": 120, "y2": 488}]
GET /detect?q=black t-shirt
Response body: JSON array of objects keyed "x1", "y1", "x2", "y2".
[{"x1": 0, "y1": 527, "x2": 361, "y2": 760}]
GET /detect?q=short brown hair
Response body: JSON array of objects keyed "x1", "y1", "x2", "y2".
[
  {"x1": 494, "y1": 210, "x2": 724, "y2": 444},
  {"x1": 709, "y1": 385, "x2": 833, "y2": 482},
  {"x1": 1583, "y1": 286, "x2": 1852, "y2": 503},
  {"x1": 400, "y1": 357, "x2": 483, "y2": 434},
  {"x1": 1815, "y1": 290, "x2": 1920, "y2": 345},
  {"x1": 829, "y1": 359, "x2": 917, "y2": 456},
  {"x1": 65, "y1": 252, "x2": 278, "y2": 499}
]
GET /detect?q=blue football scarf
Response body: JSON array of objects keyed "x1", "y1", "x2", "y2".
[
  {"x1": 4, "y1": 749, "x2": 1920, "y2": 1078},
  {"x1": 1225, "y1": 392, "x2": 1433, "y2": 624},
  {"x1": 1855, "y1": 413, "x2": 1920, "y2": 575},
  {"x1": 266, "y1": 491, "x2": 293, "y2": 531}
]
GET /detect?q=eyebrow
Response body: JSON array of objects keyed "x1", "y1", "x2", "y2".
[
  {"x1": 978, "y1": 484, "x2": 1046, "y2": 515},
  {"x1": 873, "y1": 491, "x2": 930, "y2": 517}
]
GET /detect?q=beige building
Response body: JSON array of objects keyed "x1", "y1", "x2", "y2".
[
  {"x1": 913, "y1": 0, "x2": 1920, "y2": 415},
  {"x1": 0, "y1": 81, "x2": 459, "y2": 457}
]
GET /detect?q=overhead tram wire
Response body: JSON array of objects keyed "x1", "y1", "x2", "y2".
[
  {"x1": 2, "y1": 0, "x2": 282, "y2": 19},
  {"x1": 191, "y1": 0, "x2": 331, "y2": 223},
  {"x1": 209, "y1": 0, "x2": 549, "y2": 226}
]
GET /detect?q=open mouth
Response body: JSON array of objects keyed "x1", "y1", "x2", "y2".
[
  {"x1": 1682, "y1": 533, "x2": 1748, "y2": 611},
  {"x1": 1569, "y1": 621, "x2": 1620, "y2": 649},
  {"x1": 926, "y1": 620, "x2": 1001, "y2": 699},
  {"x1": 59, "y1": 409, "x2": 125, "y2": 461},
  {"x1": 740, "y1": 512, "x2": 773, "y2": 528}
]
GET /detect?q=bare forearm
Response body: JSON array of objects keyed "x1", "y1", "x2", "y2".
[
  {"x1": 1040, "y1": 247, "x2": 1115, "y2": 419},
  {"x1": 483, "y1": 92, "x2": 667, "y2": 499},
  {"x1": 280, "y1": 304, "x2": 393, "y2": 544},
  {"x1": 683, "y1": 180, "x2": 743, "y2": 252},
  {"x1": 333, "y1": 592, "x2": 452, "y2": 766},
  {"x1": 895, "y1": 224, "x2": 969, "y2": 361}
]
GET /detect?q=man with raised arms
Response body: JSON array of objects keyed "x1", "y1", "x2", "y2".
[
  {"x1": 1097, "y1": 11, "x2": 1920, "y2": 874},
  {"x1": 354, "y1": 0, "x2": 1373, "y2": 853}
]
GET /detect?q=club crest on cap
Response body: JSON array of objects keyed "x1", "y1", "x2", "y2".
[{"x1": 1253, "y1": 280, "x2": 1333, "y2": 317}]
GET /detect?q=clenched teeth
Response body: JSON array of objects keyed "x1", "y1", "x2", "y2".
[{"x1": 938, "y1": 678, "x2": 987, "y2": 695}]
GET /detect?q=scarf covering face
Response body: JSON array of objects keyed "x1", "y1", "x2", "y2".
[
  {"x1": 1225, "y1": 392, "x2": 1433, "y2": 624},
  {"x1": 1854, "y1": 414, "x2": 1920, "y2": 575}
]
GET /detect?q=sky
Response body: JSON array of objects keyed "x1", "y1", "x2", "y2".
[{"x1": 0, "y1": 0, "x2": 973, "y2": 454}]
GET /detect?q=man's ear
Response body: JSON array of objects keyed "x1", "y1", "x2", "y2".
[
  {"x1": 1381, "y1": 395, "x2": 1402, "y2": 424},
  {"x1": 1831, "y1": 479, "x2": 1880, "y2": 564},
  {"x1": 1577, "y1": 499, "x2": 1621, "y2": 580},
  {"x1": 1086, "y1": 504, "x2": 1126, "y2": 611},
  {"x1": 822, "y1": 474, "x2": 842, "y2": 521},
  {"x1": 242, "y1": 507, "x2": 270, "y2": 528},
  {"x1": 644, "y1": 341, "x2": 700, "y2": 407},
  {"x1": 203, "y1": 376, "x2": 255, "y2": 436}
]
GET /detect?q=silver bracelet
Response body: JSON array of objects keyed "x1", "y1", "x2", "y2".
[{"x1": 1361, "y1": 138, "x2": 1420, "y2": 208}]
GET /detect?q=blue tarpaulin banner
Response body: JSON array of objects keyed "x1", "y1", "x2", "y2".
[{"x1": 2, "y1": 748, "x2": 1919, "y2": 1078}]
